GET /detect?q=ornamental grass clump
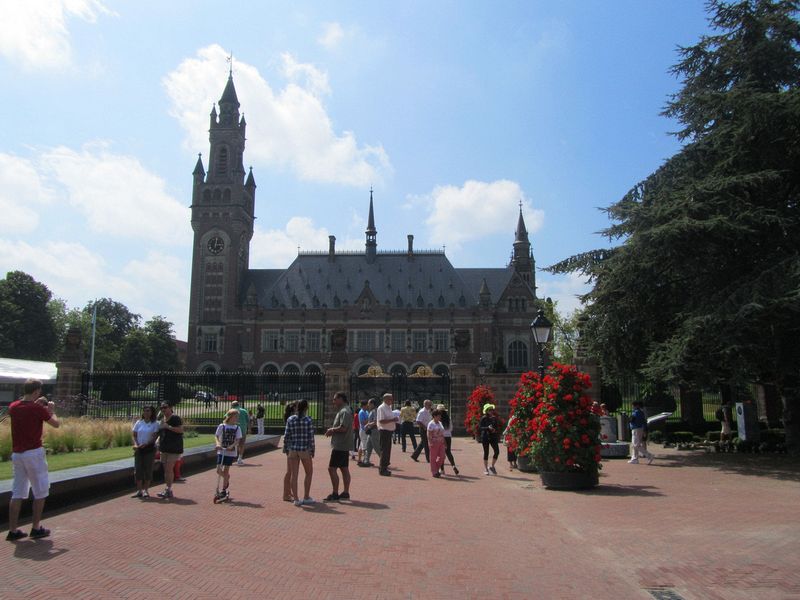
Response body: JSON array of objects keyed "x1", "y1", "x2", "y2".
[
  {"x1": 464, "y1": 385, "x2": 495, "y2": 438},
  {"x1": 509, "y1": 363, "x2": 602, "y2": 475}
]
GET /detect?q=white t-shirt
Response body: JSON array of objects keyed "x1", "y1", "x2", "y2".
[
  {"x1": 416, "y1": 407, "x2": 432, "y2": 429},
  {"x1": 376, "y1": 402, "x2": 398, "y2": 431},
  {"x1": 215, "y1": 424, "x2": 243, "y2": 457},
  {"x1": 132, "y1": 420, "x2": 160, "y2": 446}
]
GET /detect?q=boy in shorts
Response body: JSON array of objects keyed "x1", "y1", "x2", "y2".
[
  {"x1": 215, "y1": 409, "x2": 242, "y2": 500},
  {"x1": 324, "y1": 392, "x2": 353, "y2": 501}
]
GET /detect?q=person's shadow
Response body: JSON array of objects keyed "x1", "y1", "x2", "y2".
[{"x1": 13, "y1": 539, "x2": 69, "y2": 561}]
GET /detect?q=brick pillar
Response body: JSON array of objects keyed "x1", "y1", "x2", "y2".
[
  {"x1": 574, "y1": 358, "x2": 601, "y2": 405},
  {"x1": 449, "y1": 363, "x2": 475, "y2": 435},
  {"x1": 679, "y1": 385, "x2": 705, "y2": 426},
  {"x1": 55, "y1": 326, "x2": 86, "y2": 416}
]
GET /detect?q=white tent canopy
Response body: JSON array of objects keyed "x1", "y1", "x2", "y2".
[{"x1": 0, "y1": 357, "x2": 58, "y2": 384}]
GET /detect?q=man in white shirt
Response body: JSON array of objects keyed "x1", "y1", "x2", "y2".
[
  {"x1": 411, "y1": 399, "x2": 433, "y2": 463},
  {"x1": 376, "y1": 393, "x2": 399, "y2": 476}
]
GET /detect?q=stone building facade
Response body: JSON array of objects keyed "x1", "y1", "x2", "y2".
[{"x1": 186, "y1": 75, "x2": 544, "y2": 386}]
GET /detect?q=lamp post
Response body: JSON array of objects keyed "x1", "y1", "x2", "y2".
[
  {"x1": 477, "y1": 356, "x2": 487, "y2": 383},
  {"x1": 530, "y1": 308, "x2": 553, "y2": 378}
]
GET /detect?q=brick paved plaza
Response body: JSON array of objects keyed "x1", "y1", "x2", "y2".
[{"x1": 2, "y1": 438, "x2": 799, "y2": 600}]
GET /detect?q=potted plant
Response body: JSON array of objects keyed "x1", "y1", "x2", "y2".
[
  {"x1": 464, "y1": 384, "x2": 495, "y2": 441},
  {"x1": 521, "y1": 363, "x2": 602, "y2": 489}
]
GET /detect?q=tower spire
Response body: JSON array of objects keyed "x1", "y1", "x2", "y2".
[
  {"x1": 365, "y1": 188, "x2": 377, "y2": 263},
  {"x1": 515, "y1": 201, "x2": 529, "y2": 243}
]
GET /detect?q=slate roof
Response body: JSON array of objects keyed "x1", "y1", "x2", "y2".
[{"x1": 243, "y1": 252, "x2": 516, "y2": 310}]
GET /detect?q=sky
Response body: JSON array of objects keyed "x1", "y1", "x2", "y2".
[{"x1": 0, "y1": 0, "x2": 712, "y2": 340}]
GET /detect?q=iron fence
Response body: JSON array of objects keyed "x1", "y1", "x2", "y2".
[
  {"x1": 349, "y1": 374, "x2": 451, "y2": 412},
  {"x1": 80, "y1": 371, "x2": 326, "y2": 431}
]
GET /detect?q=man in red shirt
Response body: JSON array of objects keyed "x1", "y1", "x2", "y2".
[{"x1": 6, "y1": 379, "x2": 60, "y2": 541}]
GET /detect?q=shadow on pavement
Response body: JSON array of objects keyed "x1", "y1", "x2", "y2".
[
  {"x1": 227, "y1": 500, "x2": 264, "y2": 509},
  {"x1": 578, "y1": 484, "x2": 665, "y2": 497},
  {"x1": 389, "y1": 474, "x2": 427, "y2": 481},
  {"x1": 341, "y1": 500, "x2": 390, "y2": 510},
  {"x1": 13, "y1": 539, "x2": 69, "y2": 561},
  {"x1": 651, "y1": 452, "x2": 800, "y2": 482}
]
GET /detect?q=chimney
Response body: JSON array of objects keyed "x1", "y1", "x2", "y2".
[
  {"x1": 407, "y1": 234, "x2": 414, "y2": 255},
  {"x1": 328, "y1": 235, "x2": 336, "y2": 259}
]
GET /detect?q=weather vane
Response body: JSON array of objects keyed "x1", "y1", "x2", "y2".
[{"x1": 226, "y1": 52, "x2": 233, "y2": 76}]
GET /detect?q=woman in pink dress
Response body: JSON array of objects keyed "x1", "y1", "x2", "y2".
[{"x1": 427, "y1": 409, "x2": 446, "y2": 478}]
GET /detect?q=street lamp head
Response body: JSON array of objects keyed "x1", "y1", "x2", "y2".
[
  {"x1": 477, "y1": 355, "x2": 487, "y2": 376},
  {"x1": 530, "y1": 308, "x2": 553, "y2": 346}
]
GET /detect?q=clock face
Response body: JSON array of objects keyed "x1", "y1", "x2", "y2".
[{"x1": 207, "y1": 236, "x2": 225, "y2": 255}]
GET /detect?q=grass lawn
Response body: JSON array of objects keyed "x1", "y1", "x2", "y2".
[{"x1": 0, "y1": 434, "x2": 216, "y2": 481}]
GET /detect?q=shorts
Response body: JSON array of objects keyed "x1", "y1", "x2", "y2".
[
  {"x1": 288, "y1": 450, "x2": 312, "y2": 460},
  {"x1": 329, "y1": 449, "x2": 349, "y2": 469},
  {"x1": 216, "y1": 454, "x2": 235, "y2": 466},
  {"x1": 160, "y1": 452, "x2": 182, "y2": 469},
  {"x1": 11, "y1": 447, "x2": 50, "y2": 500}
]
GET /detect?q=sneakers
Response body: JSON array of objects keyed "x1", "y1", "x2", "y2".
[
  {"x1": 236, "y1": 458, "x2": 244, "y2": 466},
  {"x1": 6, "y1": 530, "x2": 27, "y2": 541},
  {"x1": 29, "y1": 527, "x2": 50, "y2": 539},
  {"x1": 357, "y1": 461, "x2": 372, "y2": 468},
  {"x1": 433, "y1": 473, "x2": 441, "y2": 478},
  {"x1": 131, "y1": 491, "x2": 143, "y2": 498},
  {"x1": 142, "y1": 491, "x2": 150, "y2": 498},
  {"x1": 484, "y1": 469, "x2": 490, "y2": 476},
  {"x1": 324, "y1": 493, "x2": 340, "y2": 502},
  {"x1": 489, "y1": 466, "x2": 497, "y2": 475},
  {"x1": 294, "y1": 499, "x2": 303, "y2": 507},
  {"x1": 379, "y1": 469, "x2": 392, "y2": 477},
  {"x1": 339, "y1": 492, "x2": 350, "y2": 500},
  {"x1": 410, "y1": 455, "x2": 419, "y2": 463},
  {"x1": 157, "y1": 489, "x2": 174, "y2": 499},
  {"x1": 628, "y1": 458, "x2": 639, "y2": 464},
  {"x1": 301, "y1": 497, "x2": 316, "y2": 505},
  {"x1": 453, "y1": 467, "x2": 460, "y2": 476}
]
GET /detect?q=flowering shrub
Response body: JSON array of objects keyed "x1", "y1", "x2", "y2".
[
  {"x1": 506, "y1": 363, "x2": 602, "y2": 475},
  {"x1": 464, "y1": 385, "x2": 495, "y2": 437}
]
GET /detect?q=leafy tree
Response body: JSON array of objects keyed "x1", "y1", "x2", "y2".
[
  {"x1": 119, "y1": 328, "x2": 153, "y2": 371},
  {"x1": 0, "y1": 271, "x2": 59, "y2": 360},
  {"x1": 71, "y1": 298, "x2": 141, "y2": 370},
  {"x1": 548, "y1": 0, "x2": 800, "y2": 450},
  {"x1": 143, "y1": 316, "x2": 179, "y2": 371},
  {"x1": 541, "y1": 299, "x2": 580, "y2": 365}
]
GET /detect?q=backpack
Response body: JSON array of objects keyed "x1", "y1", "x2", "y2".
[{"x1": 715, "y1": 407, "x2": 725, "y2": 421}]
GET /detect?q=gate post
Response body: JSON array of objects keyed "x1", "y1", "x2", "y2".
[
  {"x1": 55, "y1": 326, "x2": 87, "y2": 416},
  {"x1": 449, "y1": 363, "x2": 475, "y2": 435}
]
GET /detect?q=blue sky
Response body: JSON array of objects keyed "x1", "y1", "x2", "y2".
[{"x1": 0, "y1": 1, "x2": 710, "y2": 339}]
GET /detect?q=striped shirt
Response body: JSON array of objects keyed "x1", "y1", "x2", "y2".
[{"x1": 283, "y1": 414, "x2": 315, "y2": 456}]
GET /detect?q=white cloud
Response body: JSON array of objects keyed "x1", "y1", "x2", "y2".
[
  {"x1": 163, "y1": 44, "x2": 391, "y2": 187},
  {"x1": 420, "y1": 179, "x2": 544, "y2": 249},
  {"x1": 0, "y1": 0, "x2": 113, "y2": 69},
  {"x1": 318, "y1": 22, "x2": 345, "y2": 50},
  {"x1": 39, "y1": 143, "x2": 190, "y2": 244},
  {"x1": 0, "y1": 153, "x2": 54, "y2": 234},
  {"x1": 537, "y1": 272, "x2": 590, "y2": 316},
  {"x1": 250, "y1": 217, "x2": 332, "y2": 268}
]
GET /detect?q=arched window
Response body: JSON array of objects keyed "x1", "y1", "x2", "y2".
[
  {"x1": 433, "y1": 364, "x2": 450, "y2": 377},
  {"x1": 507, "y1": 340, "x2": 529, "y2": 370},
  {"x1": 282, "y1": 364, "x2": 300, "y2": 374},
  {"x1": 389, "y1": 364, "x2": 407, "y2": 377},
  {"x1": 357, "y1": 364, "x2": 371, "y2": 376},
  {"x1": 304, "y1": 364, "x2": 321, "y2": 375},
  {"x1": 260, "y1": 364, "x2": 278, "y2": 375}
]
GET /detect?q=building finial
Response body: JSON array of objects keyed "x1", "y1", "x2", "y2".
[{"x1": 227, "y1": 52, "x2": 233, "y2": 77}]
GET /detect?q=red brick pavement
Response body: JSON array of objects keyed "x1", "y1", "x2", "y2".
[{"x1": 2, "y1": 439, "x2": 799, "y2": 599}]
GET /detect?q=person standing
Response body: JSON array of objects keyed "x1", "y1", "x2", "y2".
[
  {"x1": 358, "y1": 399, "x2": 378, "y2": 467},
  {"x1": 438, "y1": 405, "x2": 459, "y2": 476},
  {"x1": 255, "y1": 403, "x2": 266, "y2": 436},
  {"x1": 282, "y1": 402, "x2": 297, "y2": 502},
  {"x1": 214, "y1": 409, "x2": 242, "y2": 501},
  {"x1": 156, "y1": 403, "x2": 184, "y2": 499},
  {"x1": 131, "y1": 405, "x2": 159, "y2": 498},
  {"x1": 356, "y1": 400, "x2": 369, "y2": 464},
  {"x1": 284, "y1": 399, "x2": 316, "y2": 506},
  {"x1": 376, "y1": 393, "x2": 399, "y2": 476},
  {"x1": 479, "y1": 405, "x2": 500, "y2": 475},
  {"x1": 629, "y1": 400, "x2": 653, "y2": 464},
  {"x1": 231, "y1": 400, "x2": 249, "y2": 465},
  {"x1": 399, "y1": 400, "x2": 418, "y2": 453},
  {"x1": 6, "y1": 379, "x2": 60, "y2": 541},
  {"x1": 410, "y1": 399, "x2": 433, "y2": 463},
  {"x1": 718, "y1": 400, "x2": 733, "y2": 447},
  {"x1": 324, "y1": 392, "x2": 354, "y2": 501},
  {"x1": 392, "y1": 406, "x2": 402, "y2": 445},
  {"x1": 427, "y1": 409, "x2": 446, "y2": 478}
]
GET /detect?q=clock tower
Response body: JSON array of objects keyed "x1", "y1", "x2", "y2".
[{"x1": 187, "y1": 73, "x2": 256, "y2": 369}]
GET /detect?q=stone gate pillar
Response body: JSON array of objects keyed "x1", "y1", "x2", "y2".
[{"x1": 55, "y1": 326, "x2": 87, "y2": 415}]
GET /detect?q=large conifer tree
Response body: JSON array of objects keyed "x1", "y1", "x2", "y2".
[{"x1": 549, "y1": 1, "x2": 800, "y2": 449}]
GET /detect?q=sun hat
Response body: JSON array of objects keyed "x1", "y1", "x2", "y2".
[{"x1": 482, "y1": 403, "x2": 496, "y2": 415}]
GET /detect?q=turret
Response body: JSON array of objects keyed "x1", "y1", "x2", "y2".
[{"x1": 512, "y1": 205, "x2": 535, "y2": 290}]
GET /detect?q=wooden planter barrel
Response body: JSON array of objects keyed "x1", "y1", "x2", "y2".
[{"x1": 539, "y1": 470, "x2": 599, "y2": 490}]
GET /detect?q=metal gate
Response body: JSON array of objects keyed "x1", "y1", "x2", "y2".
[
  {"x1": 349, "y1": 371, "x2": 450, "y2": 412},
  {"x1": 80, "y1": 371, "x2": 326, "y2": 431}
]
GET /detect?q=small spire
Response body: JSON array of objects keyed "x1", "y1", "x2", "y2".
[
  {"x1": 210, "y1": 104, "x2": 217, "y2": 117},
  {"x1": 245, "y1": 166, "x2": 256, "y2": 188},
  {"x1": 366, "y1": 188, "x2": 376, "y2": 234},
  {"x1": 193, "y1": 153, "x2": 205, "y2": 176},
  {"x1": 515, "y1": 204, "x2": 529, "y2": 243},
  {"x1": 219, "y1": 73, "x2": 240, "y2": 107}
]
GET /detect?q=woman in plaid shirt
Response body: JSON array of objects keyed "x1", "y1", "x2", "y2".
[{"x1": 284, "y1": 399, "x2": 316, "y2": 506}]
